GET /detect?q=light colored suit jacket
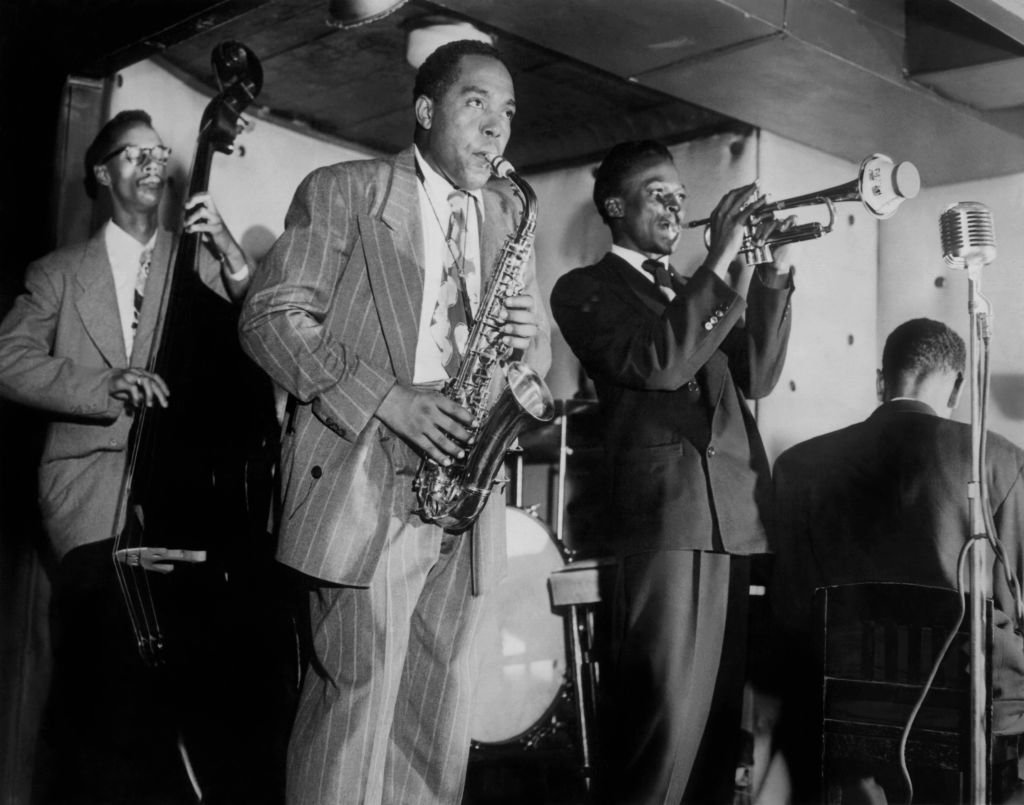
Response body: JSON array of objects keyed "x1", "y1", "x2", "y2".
[
  {"x1": 0, "y1": 226, "x2": 226, "y2": 559},
  {"x1": 239, "y1": 147, "x2": 552, "y2": 593}
]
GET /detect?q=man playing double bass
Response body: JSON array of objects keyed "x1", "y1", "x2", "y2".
[{"x1": 0, "y1": 109, "x2": 256, "y2": 804}]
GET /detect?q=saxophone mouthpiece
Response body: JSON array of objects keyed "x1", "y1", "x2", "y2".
[{"x1": 487, "y1": 154, "x2": 515, "y2": 179}]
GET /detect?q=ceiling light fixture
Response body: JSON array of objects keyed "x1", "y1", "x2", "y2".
[
  {"x1": 404, "y1": 16, "x2": 494, "y2": 69},
  {"x1": 326, "y1": 0, "x2": 409, "y2": 29}
]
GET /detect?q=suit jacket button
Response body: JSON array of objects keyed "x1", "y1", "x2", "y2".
[
  {"x1": 311, "y1": 465, "x2": 323, "y2": 479},
  {"x1": 706, "y1": 445, "x2": 716, "y2": 458},
  {"x1": 704, "y1": 321, "x2": 713, "y2": 331}
]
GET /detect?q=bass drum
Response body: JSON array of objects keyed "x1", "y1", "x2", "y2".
[{"x1": 470, "y1": 507, "x2": 567, "y2": 745}]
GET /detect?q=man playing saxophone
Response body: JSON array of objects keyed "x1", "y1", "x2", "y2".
[{"x1": 239, "y1": 39, "x2": 550, "y2": 805}]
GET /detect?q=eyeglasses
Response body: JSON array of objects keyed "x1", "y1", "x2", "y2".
[{"x1": 100, "y1": 144, "x2": 173, "y2": 166}]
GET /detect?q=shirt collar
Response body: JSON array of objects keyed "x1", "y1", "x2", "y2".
[
  {"x1": 611, "y1": 244, "x2": 668, "y2": 281},
  {"x1": 414, "y1": 145, "x2": 484, "y2": 220},
  {"x1": 104, "y1": 219, "x2": 157, "y2": 264},
  {"x1": 877, "y1": 398, "x2": 939, "y2": 417}
]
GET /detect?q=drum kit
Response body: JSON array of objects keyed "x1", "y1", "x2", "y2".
[{"x1": 468, "y1": 397, "x2": 614, "y2": 796}]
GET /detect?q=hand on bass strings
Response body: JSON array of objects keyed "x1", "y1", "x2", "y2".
[
  {"x1": 109, "y1": 368, "x2": 170, "y2": 409},
  {"x1": 375, "y1": 384, "x2": 475, "y2": 465},
  {"x1": 183, "y1": 191, "x2": 251, "y2": 298},
  {"x1": 183, "y1": 191, "x2": 233, "y2": 252}
]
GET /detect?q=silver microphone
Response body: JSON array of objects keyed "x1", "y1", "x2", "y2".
[{"x1": 940, "y1": 201, "x2": 996, "y2": 270}]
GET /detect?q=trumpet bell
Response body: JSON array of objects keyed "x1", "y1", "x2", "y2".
[
  {"x1": 685, "y1": 152, "x2": 921, "y2": 266},
  {"x1": 857, "y1": 153, "x2": 920, "y2": 219}
]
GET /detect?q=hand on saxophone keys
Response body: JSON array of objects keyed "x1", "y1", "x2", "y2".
[
  {"x1": 498, "y1": 293, "x2": 538, "y2": 351},
  {"x1": 375, "y1": 383, "x2": 475, "y2": 466}
]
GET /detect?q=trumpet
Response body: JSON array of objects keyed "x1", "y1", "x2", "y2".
[{"x1": 687, "y1": 153, "x2": 921, "y2": 266}]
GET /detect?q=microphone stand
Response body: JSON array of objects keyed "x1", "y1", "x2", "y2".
[{"x1": 965, "y1": 261, "x2": 992, "y2": 805}]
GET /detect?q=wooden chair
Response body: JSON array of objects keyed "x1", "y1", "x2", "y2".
[{"x1": 815, "y1": 582, "x2": 1020, "y2": 804}]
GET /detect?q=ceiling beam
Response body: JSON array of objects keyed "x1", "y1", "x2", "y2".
[{"x1": 948, "y1": 0, "x2": 1024, "y2": 47}]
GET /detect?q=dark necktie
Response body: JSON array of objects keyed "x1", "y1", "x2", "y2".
[
  {"x1": 642, "y1": 258, "x2": 676, "y2": 299},
  {"x1": 429, "y1": 191, "x2": 474, "y2": 377}
]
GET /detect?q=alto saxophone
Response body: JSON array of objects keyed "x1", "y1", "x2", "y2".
[{"x1": 413, "y1": 154, "x2": 554, "y2": 532}]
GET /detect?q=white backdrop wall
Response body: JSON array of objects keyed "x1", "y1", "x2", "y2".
[
  {"x1": 880, "y1": 174, "x2": 1024, "y2": 448},
  {"x1": 754, "y1": 133, "x2": 881, "y2": 462}
]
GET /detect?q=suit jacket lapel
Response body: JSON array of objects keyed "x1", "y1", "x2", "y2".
[
  {"x1": 75, "y1": 228, "x2": 128, "y2": 368},
  {"x1": 703, "y1": 353, "x2": 728, "y2": 409},
  {"x1": 606, "y1": 253, "x2": 666, "y2": 316},
  {"x1": 606, "y1": 251, "x2": 728, "y2": 406},
  {"x1": 361, "y1": 147, "x2": 423, "y2": 381}
]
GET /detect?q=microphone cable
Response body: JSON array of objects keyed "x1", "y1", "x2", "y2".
[{"x1": 897, "y1": 540, "x2": 971, "y2": 805}]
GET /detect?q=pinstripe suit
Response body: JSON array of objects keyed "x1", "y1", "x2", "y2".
[{"x1": 239, "y1": 146, "x2": 551, "y2": 804}]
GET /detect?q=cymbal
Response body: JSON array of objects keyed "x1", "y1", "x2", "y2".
[
  {"x1": 515, "y1": 399, "x2": 602, "y2": 463},
  {"x1": 516, "y1": 423, "x2": 560, "y2": 463},
  {"x1": 553, "y1": 398, "x2": 598, "y2": 417}
]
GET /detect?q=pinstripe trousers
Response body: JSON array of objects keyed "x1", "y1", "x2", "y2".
[{"x1": 286, "y1": 515, "x2": 484, "y2": 805}]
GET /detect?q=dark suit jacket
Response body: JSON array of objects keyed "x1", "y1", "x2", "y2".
[
  {"x1": 550, "y1": 253, "x2": 793, "y2": 554},
  {"x1": 239, "y1": 147, "x2": 552, "y2": 592},
  {"x1": 772, "y1": 400, "x2": 1024, "y2": 731},
  {"x1": 0, "y1": 226, "x2": 226, "y2": 559}
]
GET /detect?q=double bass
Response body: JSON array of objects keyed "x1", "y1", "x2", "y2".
[{"x1": 109, "y1": 41, "x2": 283, "y2": 800}]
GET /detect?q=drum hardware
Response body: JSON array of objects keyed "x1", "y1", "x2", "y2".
[
  {"x1": 517, "y1": 398, "x2": 599, "y2": 550},
  {"x1": 506, "y1": 438, "x2": 525, "y2": 510},
  {"x1": 470, "y1": 399, "x2": 606, "y2": 798},
  {"x1": 469, "y1": 508, "x2": 572, "y2": 750},
  {"x1": 548, "y1": 556, "x2": 616, "y2": 796}
]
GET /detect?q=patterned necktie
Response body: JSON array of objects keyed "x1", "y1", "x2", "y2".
[
  {"x1": 131, "y1": 248, "x2": 152, "y2": 338},
  {"x1": 642, "y1": 258, "x2": 676, "y2": 300},
  {"x1": 430, "y1": 191, "x2": 475, "y2": 377}
]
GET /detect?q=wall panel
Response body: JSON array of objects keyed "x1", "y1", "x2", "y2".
[{"x1": 754, "y1": 133, "x2": 879, "y2": 462}]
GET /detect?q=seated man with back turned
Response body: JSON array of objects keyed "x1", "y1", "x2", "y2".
[{"x1": 771, "y1": 317, "x2": 1024, "y2": 803}]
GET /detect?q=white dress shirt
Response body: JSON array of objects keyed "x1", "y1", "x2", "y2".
[
  {"x1": 611, "y1": 243, "x2": 676, "y2": 301},
  {"x1": 413, "y1": 146, "x2": 484, "y2": 384}
]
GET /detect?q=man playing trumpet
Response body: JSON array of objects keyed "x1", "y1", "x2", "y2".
[{"x1": 551, "y1": 139, "x2": 800, "y2": 804}]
